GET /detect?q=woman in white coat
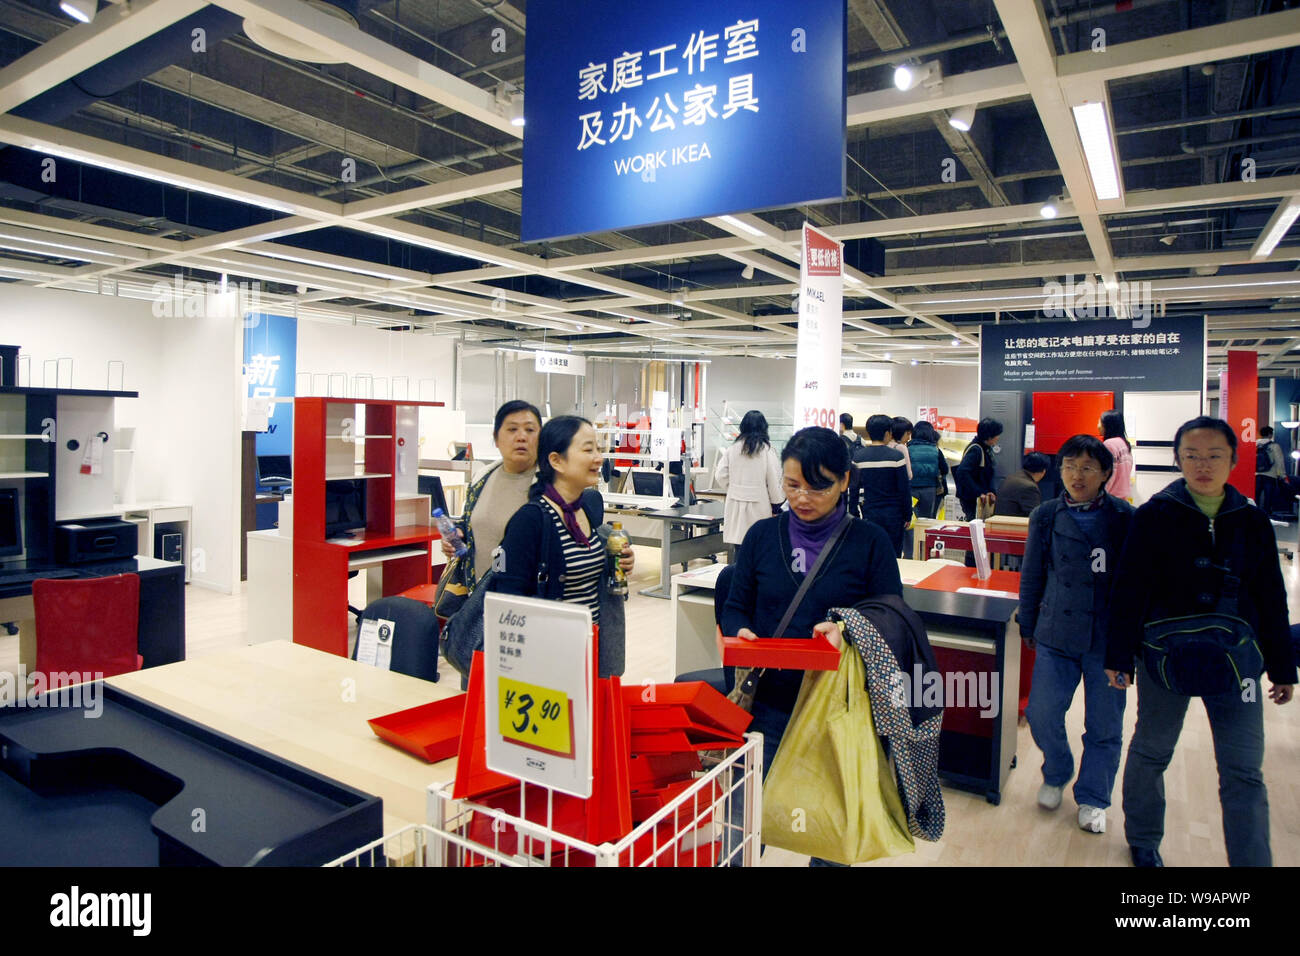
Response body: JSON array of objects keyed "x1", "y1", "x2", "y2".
[{"x1": 713, "y1": 410, "x2": 784, "y2": 561}]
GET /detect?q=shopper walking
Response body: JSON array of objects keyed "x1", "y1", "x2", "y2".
[
  {"x1": 955, "y1": 417, "x2": 1003, "y2": 521},
  {"x1": 1105, "y1": 416, "x2": 1296, "y2": 867},
  {"x1": 839, "y1": 412, "x2": 863, "y2": 454},
  {"x1": 722, "y1": 426, "x2": 903, "y2": 865},
  {"x1": 490, "y1": 416, "x2": 635, "y2": 677},
  {"x1": 1019, "y1": 435, "x2": 1134, "y2": 835},
  {"x1": 888, "y1": 416, "x2": 914, "y2": 482},
  {"x1": 1255, "y1": 425, "x2": 1286, "y2": 516},
  {"x1": 442, "y1": 400, "x2": 542, "y2": 588},
  {"x1": 849, "y1": 414, "x2": 912, "y2": 557},
  {"x1": 907, "y1": 420, "x2": 949, "y2": 520},
  {"x1": 713, "y1": 410, "x2": 784, "y2": 562},
  {"x1": 1099, "y1": 409, "x2": 1134, "y2": 502}
]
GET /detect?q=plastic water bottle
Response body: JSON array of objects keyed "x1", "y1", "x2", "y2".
[
  {"x1": 606, "y1": 521, "x2": 630, "y2": 596},
  {"x1": 432, "y1": 508, "x2": 468, "y2": 558}
]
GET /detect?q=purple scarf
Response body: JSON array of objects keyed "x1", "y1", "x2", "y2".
[
  {"x1": 543, "y1": 484, "x2": 590, "y2": 546},
  {"x1": 787, "y1": 500, "x2": 847, "y2": 571}
]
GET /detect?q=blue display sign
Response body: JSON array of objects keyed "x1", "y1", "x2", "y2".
[
  {"x1": 522, "y1": 0, "x2": 845, "y2": 241},
  {"x1": 243, "y1": 312, "x2": 296, "y2": 456}
]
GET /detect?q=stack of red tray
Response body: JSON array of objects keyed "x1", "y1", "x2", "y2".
[{"x1": 449, "y1": 653, "x2": 751, "y2": 867}]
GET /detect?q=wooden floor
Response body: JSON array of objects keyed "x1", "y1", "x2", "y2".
[{"x1": 3, "y1": 539, "x2": 1299, "y2": 867}]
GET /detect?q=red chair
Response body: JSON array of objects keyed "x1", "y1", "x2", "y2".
[{"x1": 34, "y1": 573, "x2": 142, "y2": 680}]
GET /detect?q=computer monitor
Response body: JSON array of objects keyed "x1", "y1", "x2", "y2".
[
  {"x1": 324, "y1": 479, "x2": 367, "y2": 538},
  {"x1": 0, "y1": 488, "x2": 20, "y2": 558},
  {"x1": 417, "y1": 475, "x2": 449, "y2": 516},
  {"x1": 258, "y1": 454, "x2": 292, "y2": 484},
  {"x1": 631, "y1": 470, "x2": 669, "y2": 497}
]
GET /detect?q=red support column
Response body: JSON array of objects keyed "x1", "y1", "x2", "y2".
[{"x1": 1225, "y1": 349, "x2": 1258, "y2": 499}]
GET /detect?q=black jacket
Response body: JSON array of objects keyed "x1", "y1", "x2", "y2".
[
  {"x1": 849, "y1": 443, "x2": 911, "y2": 531},
  {"x1": 994, "y1": 469, "x2": 1043, "y2": 517},
  {"x1": 954, "y1": 441, "x2": 996, "y2": 519},
  {"x1": 722, "y1": 513, "x2": 902, "y2": 713},
  {"x1": 488, "y1": 490, "x2": 627, "y2": 677},
  {"x1": 1104, "y1": 479, "x2": 1297, "y2": 684},
  {"x1": 1019, "y1": 494, "x2": 1134, "y2": 655}
]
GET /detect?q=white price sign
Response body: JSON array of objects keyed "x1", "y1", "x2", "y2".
[
  {"x1": 648, "y1": 427, "x2": 681, "y2": 463},
  {"x1": 794, "y1": 222, "x2": 843, "y2": 432},
  {"x1": 483, "y1": 592, "x2": 594, "y2": 798}
]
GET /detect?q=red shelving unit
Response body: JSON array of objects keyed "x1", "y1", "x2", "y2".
[{"x1": 292, "y1": 397, "x2": 443, "y2": 656}]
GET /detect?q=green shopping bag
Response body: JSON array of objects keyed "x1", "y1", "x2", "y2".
[{"x1": 762, "y1": 644, "x2": 915, "y2": 865}]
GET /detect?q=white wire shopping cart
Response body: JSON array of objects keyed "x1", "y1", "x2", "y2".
[{"x1": 326, "y1": 733, "x2": 763, "y2": 868}]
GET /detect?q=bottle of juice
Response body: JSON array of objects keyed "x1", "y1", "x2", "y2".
[{"x1": 606, "y1": 521, "x2": 630, "y2": 596}]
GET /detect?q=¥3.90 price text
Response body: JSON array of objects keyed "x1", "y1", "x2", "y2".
[{"x1": 497, "y1": 676, "x2": 574, "y2": 757}]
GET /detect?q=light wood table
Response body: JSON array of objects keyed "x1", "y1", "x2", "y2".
[{"x1": 108, "y1": 642, "x2": 460, "y2": 835}]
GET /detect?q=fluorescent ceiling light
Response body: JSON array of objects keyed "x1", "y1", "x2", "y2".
[
  {"x1": 509, "y1": 92, "x2": 525, "y2": 128},
  {"x1": 59, "y1": 0, "x2": 95, "y2": 22},
  {"x1": 1250, "y1": 196, "x2": 1300, "y2": 260},
  {"x1": 1071, "y1": 101, "x2": 1122, "y2": 201},
  {"x1": 717, "y1": 215, "x2": 766, "y2": 237},
  {"x1": 948, "y1": 104, "x2": 976, "y2": 132},
  {"x1": 24, "y1": 141, "x2": 297, "y2": 214},
  {"x1": 248, "y1": 248, "x2": 414, "y2": 282}
]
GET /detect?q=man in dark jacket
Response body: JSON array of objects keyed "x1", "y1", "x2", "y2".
[
  {"x1": 955, "y1": 417, "x2": 1003, "y2": 520},
  {"x1": 850, "y1": 414, "x2": 912, "y2": 556},
  {"x1": 839, "y1": 412, "x2": 863, "y2": 454},
  {"x1": 995, "y1": 452, "x2": 1050, "y2": 517},
  {"x1": 1019, "y1": 435, "x2": 1134, "y2": 836},
  {"x1": 1104, "y1": 416, "x2": 1296, "y2": 868}
]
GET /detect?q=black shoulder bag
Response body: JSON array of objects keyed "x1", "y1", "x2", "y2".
[
  {"x1": 1140, "y1": 558, "x2": 1265, "y2": 697},
  {"x1": 728, "y1": 513, "x2": 852, "y2": 711}
]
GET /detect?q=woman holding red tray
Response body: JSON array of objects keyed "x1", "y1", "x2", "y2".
[{"x1": 720, "y1": 426, "x2": 903, "y2": 865}]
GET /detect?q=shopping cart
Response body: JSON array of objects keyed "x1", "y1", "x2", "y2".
[{"x1": 326, "y1": 733, "x2": 763, "y2": 867}]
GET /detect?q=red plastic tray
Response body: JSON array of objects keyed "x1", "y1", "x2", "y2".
[
  {"x1": 630, "y1": 728, "x2": 744, "y2": 754},
  {"x1": 716, "y1": 627, "x2": 841, "y2": 671},
  {"x1": 622, "y1": 681, "x2": 753, "y2": 736},
  {"x1": 367, "y1": 694, "x2": 467, "y2": 763}
]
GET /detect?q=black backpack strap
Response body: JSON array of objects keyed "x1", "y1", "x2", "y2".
[{"x1": 527, "y1": 499, "x2": 555, "y2": 588}]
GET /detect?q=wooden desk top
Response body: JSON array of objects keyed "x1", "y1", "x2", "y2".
[{"x1": 108, "y1": 642, "x2": 460, "y2": 833}]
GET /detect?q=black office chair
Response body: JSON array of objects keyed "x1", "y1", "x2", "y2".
[{"x1": 350, "y1": 596, "x2": 440, "y2": 683}]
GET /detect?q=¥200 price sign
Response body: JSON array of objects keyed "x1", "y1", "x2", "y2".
[{"x1": 498, "y1": 676, "x2": 574, "y2": 757}]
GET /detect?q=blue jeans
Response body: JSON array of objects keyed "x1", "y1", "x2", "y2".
[
  {"x1": 725, "y1": 700, "x2": 846, "y2": 866},
  {"x1": 1123, "y1": 661, "x2": 1271, "y2": 866},
  {"x1": 1025, "y1": 639, "x2": 1126, "y2": 809}
]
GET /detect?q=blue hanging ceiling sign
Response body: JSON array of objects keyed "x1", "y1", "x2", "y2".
[{"x1": 521, "y1": 0, "x2": 846, "y2": 242}]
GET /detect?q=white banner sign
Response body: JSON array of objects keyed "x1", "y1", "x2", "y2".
[
  {"x1": 535, "y1": 350, "x2": 587, "y2": 376},
  {"x1": 841, "y1": 367, "x2": 892, "y2": 388},
  {"x1": 483, "y1": 592, "x2": 594, "y2": 798},
  {"x1": 794, "y1": 223, "x2": 843, "y2": 431}
]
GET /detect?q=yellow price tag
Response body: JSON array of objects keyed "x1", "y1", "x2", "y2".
[{"x1": 497, "y1": 676, "x2": 574, "y2": 757}]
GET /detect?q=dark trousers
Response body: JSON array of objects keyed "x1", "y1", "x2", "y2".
[
  {"x1": 1255, "y1": 475, "x2": 1280, "y2": 515},
  {"x1": 912, "y1": 487, "x2": 939, "y2": 520},
  {"x1": 1123, "y1": 661, "x2": 1271, "y2": 866}
]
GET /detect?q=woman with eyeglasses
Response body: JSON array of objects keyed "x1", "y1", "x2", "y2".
[
  {"x1": 1104, "y1": 416, "x2": 1295, "y2": 867},
  {"x1": 720, "y1": 426, "x2": 903, "y2": 865}
]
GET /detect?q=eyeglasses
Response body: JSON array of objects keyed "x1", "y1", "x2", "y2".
[
  {"x1": 782, "y1": 483, "x2": 840, "y2": 500},
  {"x1": 1060, "y1": 463, "x2": 1101, "y2": 477},
  {"x1": 1180, "y1": 453, "x2": 1228, "y2": 465}
]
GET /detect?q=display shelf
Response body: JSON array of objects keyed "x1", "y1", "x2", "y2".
[
  {"x1": 0, "y1": 470, "x2": 48, "y2": 478},
  {"x1": 325, "y1": 434, "x2": 392, "y2": 440},
  {"x1": 324, "y1": 471, "x2": 392, "y2": 480},
  {"x1": 0, "y1": 434, "x2": 48, "y2": 440}
]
